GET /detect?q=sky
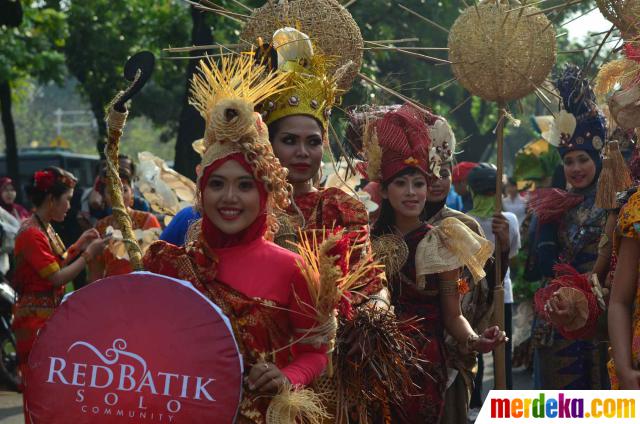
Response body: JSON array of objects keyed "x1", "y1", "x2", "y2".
[{"x1": 565, "y1": 8, "x2": 613, "y2": 42}]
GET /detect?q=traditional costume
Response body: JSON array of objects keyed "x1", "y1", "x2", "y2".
[
  {"x1": 12, "y1": 170, "x2": 81, "y2": 379},
  {"x1": 251, "y1": 23, "x2": 389, "y2": 422},
  {"x1": 356, "y1": 104, "x2": 493, "y2": 423},
  {"x1": 421, "y1": 114, "x2": 502, "y2": 424},
  {"x1": 143, "y1": 54, "x2": 327, "y2": 423},
  {"x1": 530, "y1": 65, "x2": 609, "y2": 389},
  {"x1": 92, "y1": 168, "x2": 161, "y2": 278}
]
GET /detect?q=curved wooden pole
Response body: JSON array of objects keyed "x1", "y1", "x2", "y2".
[{"x1": 104, "y1": 51, "x2": 155, "y2": 271}]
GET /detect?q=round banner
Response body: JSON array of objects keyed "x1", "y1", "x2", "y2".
[{"x1": 25, "y1": 272, "x2": 243, "y2": 424}]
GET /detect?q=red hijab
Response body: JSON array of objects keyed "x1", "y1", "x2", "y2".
[{"x1": 199, "y1": 153, "x2": 268, "y2": 249}]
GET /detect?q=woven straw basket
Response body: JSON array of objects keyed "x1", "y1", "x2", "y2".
[
  {"x1": 596, "y1": 0, "x2": 640, "y2": 37},
  {"x1": 448, "y1": 0, "x2": 556, "y2": 103},
  {"x1": 239, "y1": 0, "x2": 363, "y2": 91}
]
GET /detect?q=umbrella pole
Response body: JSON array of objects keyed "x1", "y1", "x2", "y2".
[{"x1": 493, "y1": 103, "x2": 506, "y2": 390}]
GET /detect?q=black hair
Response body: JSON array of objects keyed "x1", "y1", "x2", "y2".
[
  {"x1": 371, "y1": 167, "x2": 427, "y2": 237},
  {"x1": 26, "y1": 166, "x2": 77, "y2": 207}
]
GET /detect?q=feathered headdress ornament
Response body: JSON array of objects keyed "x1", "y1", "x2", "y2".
[
  {"x1": 425, "y1": 111, "x2": 456, "y2": 176},
  {"x1": 257, "y1": 28, "x2": 341, "y2": 133},
  {"x1": 189, "y1": 53, "x2": 292, "y2": 212},
  {"x1": 543, "y1": 65, "x2": 607, "y2": 157}
]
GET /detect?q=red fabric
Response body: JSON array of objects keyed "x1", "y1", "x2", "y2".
[
  {"x1": 143, "y1": 238, "x2": 327, "y2": 420},
  {"x1": 529, "y1": 188, "x2": 585, "y2": 224},
  {"x1": 13, "y1": 221, "x2": 62, "y2": 294},
  {"x1": 198, "y1": 153, "x2": 268, "y2": 249},
  {"x1": 25, "y1": 273, "x2": 243, "y2": 424},
  {"x1": 0, "y1": 177, "x2": 11, "y2": 191},
  {"x1": 452, "y1": 161, "x2": 478, "y2": 183},
  {"x1": 374, "y1": 103, "x2": 432, "y2": 181},
  {"x1": 533, "y1": 264, "x2": 601, "y2": 340},
  {"x1": 289, "y1": 187, "x2": 384, "y2": 301},
  {"x1": 94, "y1": 209, "x2": 161, "y2": 277}
]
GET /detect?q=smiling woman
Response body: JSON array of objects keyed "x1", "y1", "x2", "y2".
[
  {"x1": 530, "y1": 65, "x2": 609, "y2": 391},
  {"x1": 142, "y1": 54, "x2": 329, "y2": 423}
]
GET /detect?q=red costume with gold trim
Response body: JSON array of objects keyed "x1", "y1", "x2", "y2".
[{"x1": 12, "y1": 216, "x2": 81, "y2": 372}]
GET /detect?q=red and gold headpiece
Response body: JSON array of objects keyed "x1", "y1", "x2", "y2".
[{"x1": 356, "y1": 104, "x2": 437, "y2": 182}]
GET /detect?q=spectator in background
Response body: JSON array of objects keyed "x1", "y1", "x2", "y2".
[
  {"x1": 445, "y1": 185, "x2": 463, "y2": 211},
  {"x1": 90, "y1": 167, "x2": 160, "y2": 279},
  {"x1": 452, "y1": 161, "x2": 478, "y2": 212},
  {"x1": 503, "y1": 177, "x2": 527, "y2": 227},
  {"x1": 467, "y1": 163, "x2": 521, "y2": 394},
  {"x1": 0, "y1": 177, "x2": 30, "y2": 221},
  {"x1": 86, "y1": 155, "x2": 150, "y2": 222}
]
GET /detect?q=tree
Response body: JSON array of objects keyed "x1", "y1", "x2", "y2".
[
  {"x1": 345, "y1": 0, "x2": 598, "y2": 164},
  {"x1": 0, "y1": 1, "x2": 67, "y2": 200},
  {"x1": 64, "y1": 0, "x2": 190, "y2": 157}
]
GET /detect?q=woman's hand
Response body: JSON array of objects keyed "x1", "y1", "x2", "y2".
[
  {"x1": 246, "y1": 362, "x2": 289, "y2": 394},
  {"x1": 545, "y1": 292, "x2": 575, "y2": 328},
  {"x1": 473, "y1": 326, "x2": 508, "y2": 353},
  {"x1": 491, "y1": 213, "x2": 510, "y2": 252},
  {"x1": 78, "y1": 228, "x2": 100, "y2": 250},
  {"x1": 84, "y1": 237, "x2": 107, "y2": 259}
]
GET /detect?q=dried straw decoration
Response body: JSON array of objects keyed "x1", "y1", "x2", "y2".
[
  {"x1": 332, "y1": 308, "x2": 426, "y2": 423},
  {"x1": 448, "y1": 0, "x2": 556, "y2": 103},
  {"x1": 596, "y1": 0, "x2": 640, "y2": 37},
  {"x1": 266, "y1": 383, "x2": 330, "y2": 424},
  {"x1": 239, "y1": 0, "x2": 363, "y2": 91}
]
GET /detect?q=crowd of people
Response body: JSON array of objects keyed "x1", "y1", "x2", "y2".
[{"x1": 2, "y1": 8, "x2": 640, "y2": 424}]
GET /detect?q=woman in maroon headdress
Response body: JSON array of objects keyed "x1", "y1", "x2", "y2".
[{"x1": 358, "y1": 104, "x2": 506, "y2": 423}]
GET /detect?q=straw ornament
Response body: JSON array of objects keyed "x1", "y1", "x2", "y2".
[
  {"x1": 448, "y1": 0, "x2": 556, "y2": 103},
  {"x1": 239, "y1": 0, "x2": 363, "y2": 92},
  {"x1": 189, "y1": 54, "x2": 294, "y2": 236},
  {"x1": 596, "y1": 0, "x2": 640, "y2": 38}
]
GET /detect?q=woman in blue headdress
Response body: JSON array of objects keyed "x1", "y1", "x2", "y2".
[{"x1": 530, "y1": 65, "x2": 609, "y2": 389}]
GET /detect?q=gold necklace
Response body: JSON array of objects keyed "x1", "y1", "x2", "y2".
[{"x1": 34, "y1": 213, "x2": 66, "y2": 260}]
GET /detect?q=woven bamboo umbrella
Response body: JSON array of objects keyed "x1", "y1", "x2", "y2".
[{"x1": 448, "y1": 0, "x2": 556, "y2": 389}]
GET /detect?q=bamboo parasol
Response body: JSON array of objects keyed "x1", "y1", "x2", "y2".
[
  {"x1": 448, "y1": 0, "x2": 556, "y2": 389},
  {"x1": 103, "y1": 51, "x2": 156, "y2": 270}
]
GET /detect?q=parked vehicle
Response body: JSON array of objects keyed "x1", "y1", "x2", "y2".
[{"x1": 0, "y1": 147, "x2": 100, "y2": 206}]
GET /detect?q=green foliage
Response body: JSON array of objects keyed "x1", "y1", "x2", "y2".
[
  {"x1": 344, "y1": 0, "x2": 600, "y2": 163},
  {"x1": 64, "y1": 0, "x2": 191, "y2": 139},
  {"x1": 0, "y1": 4, "x2": 68, "y2": 83}
]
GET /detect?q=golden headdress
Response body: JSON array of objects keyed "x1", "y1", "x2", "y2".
[
  {"x1": 189, "y1": 53, "x2": 293, "y2": 213},
  {"x1": 257, "y1": 27, "x2": 340, "y2": 131}
]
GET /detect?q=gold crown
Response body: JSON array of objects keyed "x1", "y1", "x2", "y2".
[{"x1": 257, "y1": 28, "x2": 339, "y2": 131}]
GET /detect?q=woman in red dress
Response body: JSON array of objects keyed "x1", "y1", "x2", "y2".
[
  {"x1": 12, "y1": 167, "x2": 106, "y2": 418},
  {"x1": 91, "y1": 167, "x2": 160, "y2": 279},
  {"x1": 357, "y1": 104, "x2": 506, "y2": 423},
  {"x1": 143, "y1": 55, "x2": 327, "y2": 423}
]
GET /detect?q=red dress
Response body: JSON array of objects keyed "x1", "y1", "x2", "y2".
[
  {"x1": 12, "y1": 217, "x2": 74, "y2": 369},
  {"x1": 287, "y1": 187, "x2": 383, "y2": 300},
  {"x1": 94, "y1": 209, "x2": 161, "y2": 277},
  {"x1": 144, "y1": 235, "x2": 327, "y2": 423}
]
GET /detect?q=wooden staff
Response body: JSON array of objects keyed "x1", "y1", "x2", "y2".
[
  {"x1": 104, "y1": 51, "x2": 155, "y2": 271},
  {"x1": 493, "y1": 103, "x2": 507, "y2": 390}
]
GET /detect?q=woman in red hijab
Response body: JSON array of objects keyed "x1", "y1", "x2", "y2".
[
  {"x1": 0, "y1": 177, "x2": 30, "y2": 221},
  {"x1": 143, "y1": 55, "x2": 327, "y2": 422}
]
